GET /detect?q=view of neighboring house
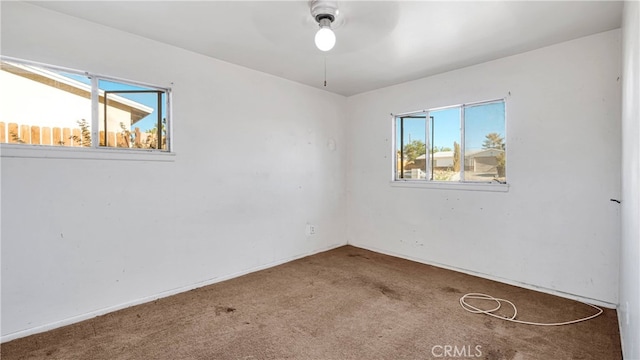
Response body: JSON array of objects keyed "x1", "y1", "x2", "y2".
[
  {"x1": 402, "y1": 148, "x2": 505, "y2": 180},
  {"x1": 465, "y1": 148, "x2": 504, "y2": 174},
  {"x1": 0, "y1": 61, "x2": 152, "y2": 146}
]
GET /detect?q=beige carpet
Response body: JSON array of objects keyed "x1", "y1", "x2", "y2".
[{"x1": 1, "y1": 246, "x2": 621, "y2": 359}]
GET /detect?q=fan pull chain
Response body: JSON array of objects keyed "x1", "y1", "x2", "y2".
[{"x1": 324, "y1": 57, "x2": 327, "y2": 87}]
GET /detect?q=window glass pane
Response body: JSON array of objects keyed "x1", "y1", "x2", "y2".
[
  {"x1": 0, "y1": 60, "x2": 92, "y2": 146},
  {"x1": 429, "y1": 107, "x2": 461, "y2": 182},
  {"x1": 98, "y1": 79, "x2": 167, "y2": 150},
  {"x1": 396, "y1": 116, "x2": 426, "y2": 179},
  {"x1": 464, "y1": 101, "x2": 506, "y2": 182}
]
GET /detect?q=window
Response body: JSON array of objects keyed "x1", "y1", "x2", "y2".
[
  {"x1": 0, "y1": 57, "x2": 170, "y2": 151},
  {"x1": 394, "y1": 99, "x2": 506, "y2": 184}
]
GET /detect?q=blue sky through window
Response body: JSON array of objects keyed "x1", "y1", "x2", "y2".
[
  {"x1": 398, "y1": 101, "x2": 505, "y2": 152},
  {"x1": 64, "y1": 73, "x2": 165, "y2": 132}
]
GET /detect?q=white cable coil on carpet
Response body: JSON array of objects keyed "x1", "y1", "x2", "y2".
[{"x1": 459, "y1": 293, "x2": 603, "y2": 326}]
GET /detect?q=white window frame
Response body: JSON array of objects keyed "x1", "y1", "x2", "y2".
[
  {"x1": 0, "y1": 56, "x2": 174, "y2": 162},
  {"x1": 391, "y1": 99, "x2": 508, "y2": 192}
]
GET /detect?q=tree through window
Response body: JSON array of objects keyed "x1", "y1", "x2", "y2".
[{"x1": 394, "y1": 99, "x2": 506, "y2": 183}]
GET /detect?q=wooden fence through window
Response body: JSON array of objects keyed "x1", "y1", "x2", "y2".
[{"x1": 0, "y1": 122, "x2": 141, "y2": 148}]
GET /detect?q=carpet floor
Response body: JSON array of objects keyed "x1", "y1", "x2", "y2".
[{"x1": 1, "y1": 245, "x2": 621, "y2": 359}]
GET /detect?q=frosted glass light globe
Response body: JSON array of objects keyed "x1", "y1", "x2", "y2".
[{"x1": 315, "y1": 27, "x2": 336, "y2": 51}]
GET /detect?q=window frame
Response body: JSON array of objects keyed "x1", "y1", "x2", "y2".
[
  {"x1": 391, "y1": 99, "x2": 508, "y2": 192},
  {"x1": 0, "y1": 56, "x2": 174, "y2": 160}
]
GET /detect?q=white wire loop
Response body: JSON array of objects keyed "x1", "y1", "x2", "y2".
[{"x1": 459, "y1": 293, "x2": 603, "y2": 326}]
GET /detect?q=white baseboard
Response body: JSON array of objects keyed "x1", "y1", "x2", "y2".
[
  {"x1": 349, "y1": 242, "x2": 618, "y2": 309},
  {"x1": 3, "y1": 240, "x2": 614, "y2": 343},
  {"x1": 1, "y1": 242, "x2": 346, "y2": 343}
]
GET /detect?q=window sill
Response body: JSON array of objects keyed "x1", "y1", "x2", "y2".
[
  {"x1": 390, "y1": 180, "x2": 509, "y2": 192},
  {"x1": 0, "y1": 144, "x2": 175, "y2": 162}
]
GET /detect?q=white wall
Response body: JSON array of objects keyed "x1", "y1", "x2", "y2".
[
  {"x1": 619, "y1": 1, "x2": 640, "y2": 358},
  {"x1": 346, "y1": 30, "x2": 621, "y2": 306},
  {"x1": 0, "y1": 2, "x2": 347, "y2": 341}
]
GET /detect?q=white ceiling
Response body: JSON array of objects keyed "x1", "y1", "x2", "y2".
[{"x1": 29, "y1": 1, "x2": 623, "y2": 97}]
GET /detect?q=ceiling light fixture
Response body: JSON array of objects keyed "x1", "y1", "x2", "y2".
[{"x1": 310, "y1": 0, "x2": 338, "y2": 52}]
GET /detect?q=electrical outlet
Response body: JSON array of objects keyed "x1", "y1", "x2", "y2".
[{"x1": 306, "y1": 224, "x2": 317, "y2": 236}]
